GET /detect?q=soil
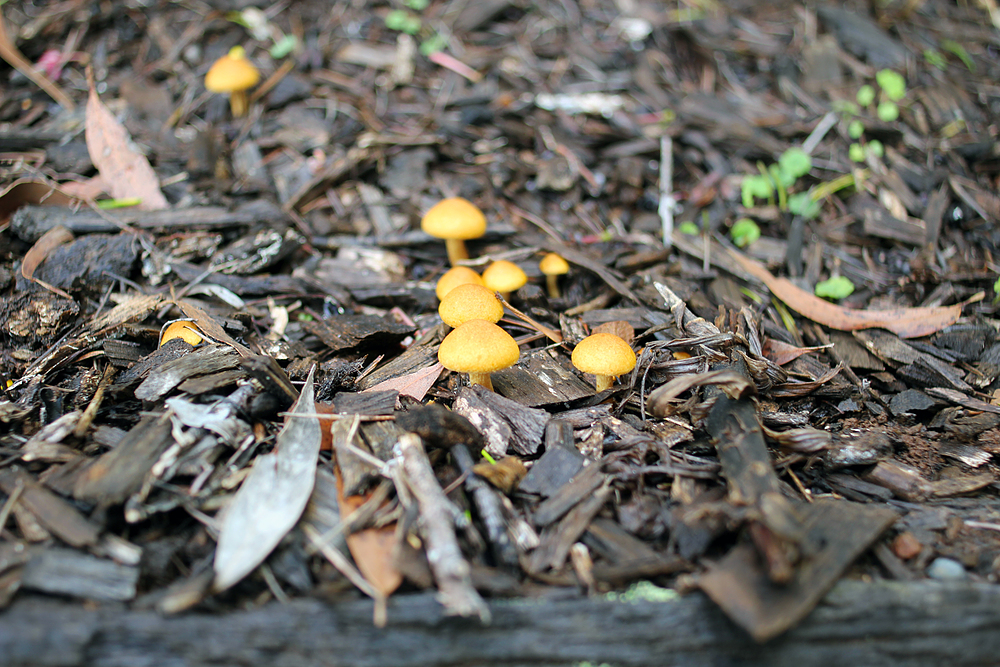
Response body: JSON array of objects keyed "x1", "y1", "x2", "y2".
[{"x1": 2, "y1": 0, "x2": 1000, "y2": 660}]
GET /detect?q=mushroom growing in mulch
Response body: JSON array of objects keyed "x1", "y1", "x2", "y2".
[
  {"x1": 420, "y1": 197, "x2": 487, "y2": 265},
  {"x1": 204, "y1": 46, "x2": 260, "y2": 117},
  {"x1": 438, "y1": 319, "x2": 519, "y2": 392},
  {"x1": 435, "y1": 266, "x2": 484, "y2": 301},
  {"x1": 482, "y1": 260, "x2": 527, "y2": 301},
  {"x1": 571, "y1": 332, "x2": 637, "y2": 392},
  {"x1": 438, "y1": 283, "x2": 504, "y2": 328}
]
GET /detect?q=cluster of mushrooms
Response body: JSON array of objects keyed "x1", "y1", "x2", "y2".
[{"x1": 423, "y1": 198, "x2": 637, "y2": 394}]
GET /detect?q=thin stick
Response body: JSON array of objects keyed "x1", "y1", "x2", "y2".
[{"x1": 659, "y1": 136, "x2": 675, "y2": 248}]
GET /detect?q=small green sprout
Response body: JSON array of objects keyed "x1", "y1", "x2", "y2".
[
  {"x1": 385, "y1": 9, "x2": 421, "y2": 34},
  {"x1": 993, "y1": 276, "x2": 1000, "y2": 304},
  {"x1": 924, "y1": 49, "x2": 947, "y2": 71},
  {"x1": 867, "y1": 139, "x2": 884, "y2": 158},
  {"x1": 849, "y1": 143, "x2": 865, "y2": 162},
  {"x1": 815, "y1": 276, "x2": 855, "y2": 300},
  {"x1": 877, "y1": 101, "x2": 899, "y2": 122},
  {"x1": 730, "y1": 218, "x2": 761, "y2": 248},
  {"x1": 875, "y1": 69, "x2": 906, "y2": 101},
  {"x1": 856, "y1": 84, "x2": 876, "y2": 107},
  {"x1": 788, "y1": 192, "x2": 820, "y2": 219},
  {"x1": 741, "y1": 174, "x2": 774, "y2": 208},
  {"x1": 942, "y1": 39, "x2": 975, "y2": 72},
  {"x1": 419, "y1": 33, "x2": 448, "y2": 56},
  {"x1": 404, "y1": 0, "x2": 429, "y2": 9},
  {"x1": 848, "y1": 119, "x2": 865, "y2": 139},
  {"x1": 779, "y1": 147, "x2": 812, "y2": 180},
  {"x1": 679, "y1": 221, "x2": 700, "y2": 235}
]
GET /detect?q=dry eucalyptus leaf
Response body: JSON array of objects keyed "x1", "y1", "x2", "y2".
[
  {"x1": 85, "y1": 73, "x2": 168, "y2": 211},
  {"x1": 213, "y1": 367, "x2": 320, "y2": 592}
]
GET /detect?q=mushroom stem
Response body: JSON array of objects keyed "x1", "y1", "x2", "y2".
[
  {"x1": 444, "y1": 238, "x2": 469, "y2": 265},
  {"x1": 468, "y1": 371, "x2": 494, "y2": 392},
  {"x1": 545, "y1": 275, "x2": 561, "y2": 299},
  {"x1": 594, "y1": 375, "x2": 616, "y2": 393},
  {"x1": 498, "y1": 291, "x2": 512, "y2": 302},
  {"x1": 229, "y1": 90, "x2": 248, "y2": 117}
]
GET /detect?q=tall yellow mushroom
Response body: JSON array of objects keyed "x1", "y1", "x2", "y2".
[{"x1": 205, "y1": 46, "x2": 260, "y2": 117}]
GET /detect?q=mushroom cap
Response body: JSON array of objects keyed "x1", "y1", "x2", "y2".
[
  {"x1": 482, "y1": 260, "x2": 527, "y2": 293},
  {"x1": 571, "y1": 333, "x2": 637, "y2": 377},
  {"x1": 539, "y1": 252, "x2": 569, "y2": 276},
  {"x1": 438, "y1": 319, "x2": 519, "y2": 374},
  {"x1": 421, "y1": 197, "x2": 487, "y2": 241},
  {"x1": 439, "y1": 284, "x2": 504, "y2": 327},
  {"x1": 158, "y1": 319, "x2": 204, "y2": 347},
  {"x1": 205, "y1": 46, "x2": 260, "y2": 93},
  {"x1": 435, "y1": 266, "x2": 484, "y2": 300}
]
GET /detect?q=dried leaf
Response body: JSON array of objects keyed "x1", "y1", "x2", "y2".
[
  {"x1": 85, "y1": 71, "x2": 168, "y2": 211},
  {"x1": 0, "y1": 179, "x2": 77, "y2": 224},
  {"x1": 762, "y1": 338, "x2": 830, "y2": 366},
  {"x1": 213, "y1": 368, "x2": 321, "y2": 592},
  {"x1": 592, "y1": 320, "x2": 635, "y2": 344},
  {"x1": 728, "y1": 248, "x2": 961, "y2": 338},
  {"x1": 337, "y1": 473, "x2": 403, "y2": 599},
  {"x1": 647, "y1": 370, "x2": 755, "y2": 417},
  {"x1": 21, "y1": 224, "x2": 74, "y2": 299},
  {"x1": 363, "y1": 362, "x2": 444, "y2": 401},
  {"x1": 175, "y1": 299, "x2": 252, "y2": 357}
]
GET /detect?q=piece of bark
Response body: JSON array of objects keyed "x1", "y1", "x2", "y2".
[
  {"x1": 453, "y1": 385, "x2": 549, "y2": 457},
  {"x1": 332, "y1": 390, "x2": 398, "y2": 415},
  {"x1": 492, "y1": 350, "x2": 594, "y2": 406},
  {"x1": 527, "y1": 480, "x2": 611, "y2": 574},
  {"x1": 134, "y1": 345, "x2": 241, "y2": 402},
  {"x1": 331, "y1": 415, "x2": 377, "y2": 497},
  {"x1": 699, "y1": 499, "x2": 898, "y2": 642},
  {"x1": 532, "y1": 461, "x2": 606, "y2": 528},
  {"x1": 518, "y1": 421, "x2": 584, "y2": 496},
  {"x1": 20, "y1": 548, "x2": 138, "y2": 602},
  {"x1": 72, "y1": 412, "x2": 174, "y2": 506},
  {"x1": 0, "y1": 468, "x2": 101, "y2": 548},
  {"x1": 398, "y1": 433, "x2": 489, "y2": 622},
  {"x1": 9, "y1": 204, "x2": 285, "y2": 243},
  {"x1": 357, "y1": 325, "x2": 446, "y2": 391}
]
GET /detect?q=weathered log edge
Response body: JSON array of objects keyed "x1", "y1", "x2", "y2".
[{"x1": 2, "y1": 579, "x2": 999, "y2": 666}]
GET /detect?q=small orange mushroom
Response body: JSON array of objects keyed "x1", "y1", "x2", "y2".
[
  {"x1": 438, "y1": 283, "x2": 504, "y2": 328},
  {"x1": 538, "y1": 252, "x2": 569, "y2": 298},
  {"x1": 438, "y1": 319, "x2": 519, "y2": 392},
  {"x1": 435, "y1": 266, "x2": 484, "y2": 301},
  {"x1": 482, "y1": 260, "x2": 527, "y2": 301},
  {"x1": 205, "y1": 46, "x2": 260, "y2": 117},
  {"x1": 421, "y1": 197, "x2": 487, "y2": 265},
  {"x1": 571, "y1": 333, "x2": 637, "y2": 392}
]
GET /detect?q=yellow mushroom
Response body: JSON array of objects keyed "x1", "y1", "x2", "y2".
[
  {"x1": 538, "y1": 252, "x2": 569, "y2": 298},
  {"x1": 438, "y1": 283, "x2": 504, "y2": 328},
  {"x1": 438, "y1": 319, "x2": 519, "y2": 392},
  {"x1": 158, "y1": 319, "x2": 205, "y2": 347},
  {"x1": 205, "y1": 46, "x2": 260, "y2": 117},
  {"x1": 420, "y1": 197, "x2": 487, "y2": 265},
  {"x1": 435, "y1": 266, "x2": 484, "y2": 301},
  {"x1": 571, "y1": 333, "x2": 637, "y2": 393},
  {"x1": 482, "y1": 260, "x2": 527, "y2": 301}
]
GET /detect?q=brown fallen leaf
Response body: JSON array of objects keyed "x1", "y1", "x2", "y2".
[
  {"x1": 592, "y1": 320, "x2": 635, "y2": 345},
  {"x1": 21, "y1": 224, "x2": 74, "y2": 299},
  {"x1": 362, "y1": 362, "x2": 444, "y2": 401},
  {"x1": 336, "y1": 470, "x2": 403, "y2": 602},
  {"x1": 0, "y1": 179, "x2": 78, "y2": 225},
  {"x1": 85, "y1": 68, "x2": 168, "y2": 211},
  {"x1": 728, "y1": 247, "x2": 962, "y2": 339},
  {"x1": 762, "y1": 338, "x2": 831, "y2": 366}
]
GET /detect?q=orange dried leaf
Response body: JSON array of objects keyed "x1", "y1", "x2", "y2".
[
  {"x1": 336, "y1": 471, "x2": 403, "y2": 598},
  {"x1": 728, "y1": 248, "x2": 961, "y2": 339},
  {"x1": 85, "y1": 72, "x2": 168, "y2": 211},
  {"x1": 21, "y1": 224, "x2": 74, "y2": 299},
  {"x1": 762, "y1": 338, "x2": 830, "y2": 366}
]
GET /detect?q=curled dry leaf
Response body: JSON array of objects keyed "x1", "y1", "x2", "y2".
[
  {"x1": 727, "y1": 247, "x2": 962, "y2": 339},
  {"x1": 85, "y1": 70, "x2": 168, "y2": 211},
  {"x1": 21, "y1": 224, "x2": 74, "y2": 299},
  {"x1": 647, "y1": 370, "x2": 755, "y2": 417}
]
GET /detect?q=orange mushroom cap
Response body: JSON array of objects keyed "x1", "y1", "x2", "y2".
[
  {"x1": 482, "y1": 260, "x2": 527, "y2": 294},
  {"x1": 439, "y1": 283, "x2": 504, "y2": 327},
  {"x1": 205, "y1": 46, "x2": 260, "y2": 93},
  {"x1": 435, "y1": 266, "x2": 484, "y2": 300}
]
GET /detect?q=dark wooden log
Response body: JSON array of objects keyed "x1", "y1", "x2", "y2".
[{"x1": 2, "y1": 580, "x2": 1000, "y2": 666}]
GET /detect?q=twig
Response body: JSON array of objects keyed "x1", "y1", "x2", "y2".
[
  {"x1": 397, "y1": 433, "x2": 490, "y2": 622},
  {"x1": 659, "y1": 136, "x2": 675, "y2": 248}
]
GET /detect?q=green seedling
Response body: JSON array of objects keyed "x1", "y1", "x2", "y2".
[
  {"x1": 942, "y1": 39, "x2": 975, "y2": 72},
  {"x1": 993, "y1": 276, "x2": 1000, "y2": 304},
  {"x1": 856, "y1": 84, "x2": 875, "y2": 107},
  {"x1": 385, "y1": 9, "x2": 421, "y2": 34},
  {"x1": 787, "y1": 191, "x2": 820, "y2": 219},
  {"x1": 815, "y1": 276, "x2": 855, "y2": 300},
  {"x1": 419, "y1": 33, "x2": 448, "y2": 56},
  {"x1": 404, "y1": 0, "x2": 429, "y2": 9},
  {"x1": 849, "y1": 143, "x2": 865, "y2": 162},
  {"x1": 875, "y1": 69, "x2": 906, "y2": 101},
  {"x1": 924, "y1": 49, "x2": 947, "y2": 71},
  {"x1": 877, "y1": 101, "x2": 899, "y2": 122},
  {"x1": 848, "y1": 119, "x2": 865, "y2": 139},
  {"x1": 741, "y1": 173, "x2": 773, "y2": 208},
  {"x1": 730, "y1": 218, "x2": 761, "y2": 247},
  {"x1": 96, "y1": 197, "x2": 141, "y2": 209},
  {"x1": 679, "y1": 221, "x2": 700, "y2": 235},
  {"x1": 867, "y1": 139, "x2": 884, "y2": 158}
]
